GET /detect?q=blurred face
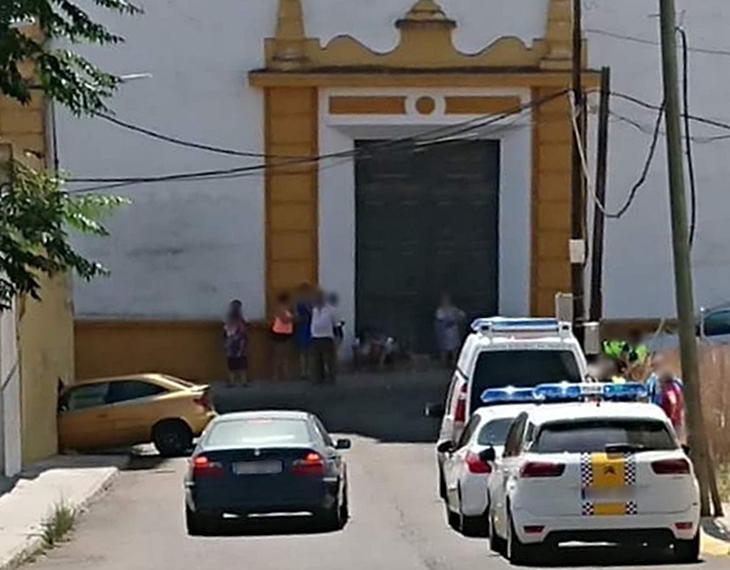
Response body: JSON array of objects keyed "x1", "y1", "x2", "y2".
[{"x1": 651, "y1": 354, "x2": 666, "y2": 374}]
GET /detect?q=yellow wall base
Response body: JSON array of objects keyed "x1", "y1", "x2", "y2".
[{"x1": 75, "y1": 320, "x2": 275, "y2": 382}]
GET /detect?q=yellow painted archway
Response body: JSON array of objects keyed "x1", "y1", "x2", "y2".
[{"x1": 249, "y1": 0, "x2": 598, "y2": 317}]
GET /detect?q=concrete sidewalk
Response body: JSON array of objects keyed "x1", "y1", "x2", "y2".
[
  {"x1": 702, "y1": 506, "x2": 730, "y2": 556},
  {"x1": 0, "y1": 455, "x2": 128, "y2": 569}
]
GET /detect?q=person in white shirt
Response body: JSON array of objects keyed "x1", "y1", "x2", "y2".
[{"x1": 310, "y1": 290, "x2": 339, "y2": 383}]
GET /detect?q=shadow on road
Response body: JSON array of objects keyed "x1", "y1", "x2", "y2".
[
  {"x1": 200, "y1": 515, "x2": 347, "y2": 537},
  {"x1": 500, "y1": 545, "x2": 703, "y2": 567},
  {"x1": 212, "y1": 371, "x2": 450, "y2": 444}
]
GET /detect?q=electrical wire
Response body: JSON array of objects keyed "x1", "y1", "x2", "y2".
[
  {"x1": 609, "y1": 110, "x2": 730, "y2": 144},
  {"x1": 66, "y1": 91, "x2": 564, "y2": 193},
  {"x1": 612, "y1": 91, "x2": 730, "y2": 133},
  {"x1": 586, "y1": 27, "x2": 730, "y2": 58},
  {"x1": 678, "y1": 26, "x2": 698, "y2": 249},
  {"x1": 569, "y1": 91, "x2": 665, "y2": 219}
]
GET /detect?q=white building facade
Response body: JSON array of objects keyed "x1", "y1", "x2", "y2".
[{"x1": 55, "y1": 0, "x2": 730, "y2": 380}]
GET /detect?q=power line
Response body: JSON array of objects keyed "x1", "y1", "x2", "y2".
[
  {"x1": 678, "y1": 27, "x2": 698, "y2": 249},
  {"x1": 66, "y1": 91, "x2": 565, "y2": 193},
  {"x1": 586, "y1": 27, "x2": 730, "y2": 58},
  {"x1": 570, "y1": 91, "x2": 666, "y2": 219},
  {"x1": 95, "y1": 112, "x2": 272, "y2": 158},
  {"x1": 612, "y1": 91, "x2": 730, "y2": 132},
  {"x1": 609, "y1": 110, "x2": 730, "y2": 143}
]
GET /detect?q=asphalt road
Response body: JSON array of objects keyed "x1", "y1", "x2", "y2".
[{"x1": 28, "y1": 372, "x2": 729, "y2": 570}]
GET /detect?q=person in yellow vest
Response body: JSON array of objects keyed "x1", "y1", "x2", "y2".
[{"x1": 271, "y1": 292, "x2": 294, "y2": 381}]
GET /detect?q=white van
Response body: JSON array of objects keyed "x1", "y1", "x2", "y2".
[{"x1": 426, "y1": 318, "x2": 589, "y2": 499}]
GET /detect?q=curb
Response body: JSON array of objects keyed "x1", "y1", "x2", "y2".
[
  {"x1": 701, "y1": 531, "x2": 730, "y2": 557},
  {"x1": 0, "y1": 455, "x2": 129, "y2": 570}
]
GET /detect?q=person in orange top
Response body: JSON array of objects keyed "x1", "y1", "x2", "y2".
[{"x1": 271, "y1": 292, "x2": 294, "y2": 380}]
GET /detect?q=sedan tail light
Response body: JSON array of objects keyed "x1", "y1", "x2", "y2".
[
  {"x1": 191, "y1": 455, "x2": 223, "y2": 478},
  {"x1": 291, "y1": 452, "x2": 325, "y2": 476},
  {"x1": 651, "y1": 458, "x2": 690, "y2": 475},
  {"x1": 193, "y1": 390, "x2": 212, "y2": 412},
  {"x1": 465, "y1": 452, "x2": 492, "y2": 474},
  {"x1": 519, "y1": 461, "x2": 565, "y2": 478}
]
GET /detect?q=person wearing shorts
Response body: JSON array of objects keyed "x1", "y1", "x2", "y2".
[{"x1": 271, "y1": 292, "x2": 294, "y2": 380}]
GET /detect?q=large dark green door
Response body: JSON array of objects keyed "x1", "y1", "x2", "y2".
[{"x1": 355, "y1": 140, "x2": 500, "y2": 353}]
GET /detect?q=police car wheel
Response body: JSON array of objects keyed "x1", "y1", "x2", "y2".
[
  {"x1": 446, "y1": 506, "x2": 460, "y2": 530},
  {"x1": 438, "y1": 470, "x2": 446, "y2": 500},
  {"x1": 507, "y1": 511, "x2": 544, "y2": 565},
  {"x1": 488, "y1": 513, "x2": 506, "y2": 553},
  {"x1": 461, "y1": 514, "x2": 488, "y2": 538},
  {"x1": 674, "y1": 532, "x2": 700, "y2": 563}
]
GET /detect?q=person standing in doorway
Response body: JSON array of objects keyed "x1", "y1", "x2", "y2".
[
  {"x1": 310, "y1": 290, "x2": 339, "y2": 384},
  {"x1": 434, "y1": 293, "x2": 465, "y2": 368},
  {"x1": 223, "y1": 300, "x2": 248, "y2": 386},
  {"x1": 270, "y1": 292, "x2": 294, "y2": 381},
  {"x1": 294, "y1": 283, "x2": 314, "y2": 379}
]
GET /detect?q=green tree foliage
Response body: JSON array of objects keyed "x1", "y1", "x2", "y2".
[
  {"x1": 0, "y1": 1, "x2": 138, "y2": 308},
  {"x1": 0, "y1": 163, "x2": 128, "y2": 309},
  {"x1": 1, "y1": 0, "x2": 141, "y2": 115}
]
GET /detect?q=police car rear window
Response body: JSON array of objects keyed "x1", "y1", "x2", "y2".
[
  {"x1": 477, "y1": 418, "x2": 514, "y2": 446},
  {"x1": 532, "y1": 419, "x2": 677, "y2": 454},
  {"x1": 470, "y1": 350, "x2": 581, "y2": 412}
]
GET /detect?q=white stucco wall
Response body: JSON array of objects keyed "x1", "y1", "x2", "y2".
[{"x1": 58, "y1": 0, "x2": 730, "y2": 322}]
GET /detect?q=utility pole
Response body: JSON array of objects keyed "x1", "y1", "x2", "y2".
[
  {"x1": 570, "y1": 0, "x2": 586, "y2": 346},
  {"x1": 658, "y1": 0, "x2": 720, "y2": 516},
  {"x1": 589, "y1": 67, "x2": 611, "y2": 323}
]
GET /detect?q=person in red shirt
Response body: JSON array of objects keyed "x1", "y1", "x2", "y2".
[{"x1": 658, "y1": 373, "x2": 685, "y2": 442}]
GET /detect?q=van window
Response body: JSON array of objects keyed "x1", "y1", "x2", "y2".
[{"x1": 470, "y1": 350, "x2": 581, "y2": 412}]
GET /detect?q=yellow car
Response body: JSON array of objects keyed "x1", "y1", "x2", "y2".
[{"x1": 58, "y1": 374, "x2": 217, "y2": 456}]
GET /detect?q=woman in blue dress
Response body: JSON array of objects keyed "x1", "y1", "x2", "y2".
[{"x1": 294, "y1": 283, "x2": 314, "y2": 379}]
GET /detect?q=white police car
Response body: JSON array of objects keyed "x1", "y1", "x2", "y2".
[
  {"x1": 438, "y1": 395, "x2": 536, "y2": 537},
  {"x1": 486, "y1": 383, "x2": 700, "y2": 565},
  {"x1": 426, "y1": 318, "x2": 589, "y2": 502}
]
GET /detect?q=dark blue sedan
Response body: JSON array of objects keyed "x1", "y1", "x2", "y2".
[{"x1": 184, "y1": 410, "x2": 351, "y2": 536}]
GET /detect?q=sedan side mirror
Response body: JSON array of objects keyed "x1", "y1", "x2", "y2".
[
  {"x1": 335, "y1": 438, "x2": 352, "y2": 450},
  {"x1": 479, "y1": 447, "x2": 496, "y2": 463},
  {"x1": 681, "y1": 444, "x2": 691, "y2": 455},
  {"x1": 436, "y1": 440, "x2": 454, "y2": 454},
  {"x1": 425, "y1": 402, "x2": 445, "y2": 418}
]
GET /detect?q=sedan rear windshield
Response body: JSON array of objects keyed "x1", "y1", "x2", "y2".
[
  {"x1": 470, "y1": 350, "x2": 581, "y2": 412},
  {"x1": 532, "y1": 419, "x2": 677, "y2": 454},
  {"x1": 205, "y1": 418, "x2": 311, "y2": 448}
]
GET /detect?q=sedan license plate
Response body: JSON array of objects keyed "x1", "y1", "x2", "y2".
[{"x1": 233, "y1": 460, "x2": 283, "y2": 475}]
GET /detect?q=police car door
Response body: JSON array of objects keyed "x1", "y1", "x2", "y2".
[
  {"x1": 490, "y1": 413, "x2": 528, "y2": 538},
  {"x1": 444, "y1": 415, "x2": 480, "y2": 508}
]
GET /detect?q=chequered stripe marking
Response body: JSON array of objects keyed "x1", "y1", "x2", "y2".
[
  {"x1": 580, "y1": 453, "x2": 593, "y2": 488},
  {"x1": 623, "y1": 453, "x2": 637, "y2": 486},
  {"x1": 580, "y1": 452, "x2": 639, "y2": 516}
]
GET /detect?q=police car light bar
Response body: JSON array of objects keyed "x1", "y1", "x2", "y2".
[
  {"x1": 479, "y1": 382, "x2": 648, "y2": 406},
  {"x1": 470, "y1": 317, "x2": 572, "y2": 337},
  {"x1": 480, "y1": 386, "x2": 537, "y2": 405},
  {"x1": 534, "y1": 382, "x2": 648, "y2": 403}
]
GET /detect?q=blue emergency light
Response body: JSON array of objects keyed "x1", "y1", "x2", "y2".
[
  {"x1": 534, "y1": 382, "x2": 648, "y2": 403},
  {"x1": 480, "y1": 386, "x2": 536, "y2": 405},
  {"x1": 479, "y1": 382, "x2": 649, "y2": 406},
  {"x1": 470, "y1": 317, "x2": 561, "y2": 334}
]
